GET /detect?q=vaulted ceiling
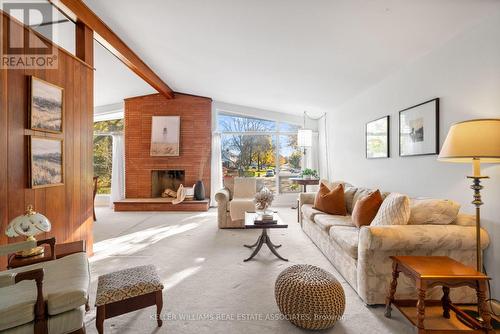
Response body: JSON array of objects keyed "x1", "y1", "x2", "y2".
[{"x1": 88, "y1": 0, "x2": 500, "y2": 114}]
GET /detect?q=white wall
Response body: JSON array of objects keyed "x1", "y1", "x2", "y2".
[{"x1": 326, "y1": 12, "x2": 500, "y2": 296}]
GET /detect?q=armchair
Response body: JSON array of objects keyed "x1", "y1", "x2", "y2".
[
  {"x1": 0, "y1": 239, "x2": 89, "y2": 334},
  {"x1": 215, "y1": 177, "x2": 262, "y2": 228}
]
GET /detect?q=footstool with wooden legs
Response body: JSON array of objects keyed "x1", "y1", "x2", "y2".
[{"x1": 95, "y1": 265, "x2": 164, "y2": 333}]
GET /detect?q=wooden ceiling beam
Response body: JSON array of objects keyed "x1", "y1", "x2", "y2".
[{"x1": 52, "y1": 0, "x2": 174, "y2": 99}]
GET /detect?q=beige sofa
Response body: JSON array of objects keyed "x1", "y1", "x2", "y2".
[
  {"x1": 299, "y1": 183, "x2": 490, "y2": 305},
  {"x1": 0, "y1": 241, "x2": 90, "y2": 334}
]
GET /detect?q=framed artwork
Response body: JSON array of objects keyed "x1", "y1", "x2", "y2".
[
  {"x1": 366, "y1": 116, "x2": 390, "y2": 159},
  {"x1": 399, "y1": 98, "x2": 439, "y2": 157},
  {"x1": 150, "y1": 116, "x2": 180, "y2": 156},
  {"x1": 30, "y1": 76, "x2": 64, "y2": 133},
  {"x1": 29, "y1": 136, "x2": 64, "y2": 188}
]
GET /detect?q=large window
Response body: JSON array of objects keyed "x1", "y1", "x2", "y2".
[
  {"x1": 219, "y1": 113, "x2": 302, "y2": 194},
  {"x1": 93, "y1": 119, "x2": 124, "y2": 194}
]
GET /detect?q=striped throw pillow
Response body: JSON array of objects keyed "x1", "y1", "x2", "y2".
[{"x1": 370, "y1": 193, "x2": 410, "y2": 226}]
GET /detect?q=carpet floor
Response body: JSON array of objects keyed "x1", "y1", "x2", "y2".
[{"x1": 85, "y1": 207, "x2": 415, "y2": 334}]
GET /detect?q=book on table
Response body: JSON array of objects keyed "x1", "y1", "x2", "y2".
[{"x1": 254, "y1": 214, "x2": 277, "y2": 225}]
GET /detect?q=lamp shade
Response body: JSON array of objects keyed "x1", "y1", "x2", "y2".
[
  {"x1": 438, "y1": 119, "x2": 500, "y2": 163},
  {"x1": 297, "y1": 129, "x2": 313, "y2": 147},
  {"x1": 5, "y1": 205, "x2": 51, "y2": 238}
]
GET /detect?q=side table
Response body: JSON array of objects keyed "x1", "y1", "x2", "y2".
[
  {"x1": 385, "y1": 256, "x2": 493, "y2": 334},
  {"x1": 8, "y1": 239, "x2": 86, "y2": 269},
  {"x1": 290, "y1": 178, "x2": 320, "y2": 221}
]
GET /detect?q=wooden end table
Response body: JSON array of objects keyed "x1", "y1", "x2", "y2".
[
  {"x1": 8, "y1": 239, "x2": 86, "y2": 269},
  {"x1": 385, "y1": 256, "x2": 493, "y2": 334},
  {"x1": 244, "y1": 212, "x2": 288, "y2": 262}
]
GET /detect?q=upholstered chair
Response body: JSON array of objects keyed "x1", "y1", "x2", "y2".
[
  {"x1": 0, "y1": 239, "x2": 90, "y2": 334},
  {"x1": 215, "y1": 177, "x2": 263, "y2": 228}
]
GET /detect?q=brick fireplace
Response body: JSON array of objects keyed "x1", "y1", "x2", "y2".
[{"x1": 114, "y1": 92, "x2": 211, "y2": 211}]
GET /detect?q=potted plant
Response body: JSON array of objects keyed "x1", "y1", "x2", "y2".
[{"x1": 301, "y1": 168, "x2": 318, "y2": 180}]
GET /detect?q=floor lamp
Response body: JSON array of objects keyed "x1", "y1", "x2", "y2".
[
  {"x1": 438, "y1": 119, "x2": 500, "y2": 329},
  {"x1": 438, "y1": 119, "x2": 500, "y2": 272}
]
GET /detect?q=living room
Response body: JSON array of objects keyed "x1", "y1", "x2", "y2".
[{"x1": 1, "y1": 1, "x2": 499, "y2": 334}]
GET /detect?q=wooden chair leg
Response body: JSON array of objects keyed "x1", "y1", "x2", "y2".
[
  {"x1": 156, "y1": 290, "x2": 163, "y2": 327},
  {"x1": 96, "y1": 306, "x2": 105, "y2": 334}
]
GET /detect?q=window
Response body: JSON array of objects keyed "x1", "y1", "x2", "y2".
[
  {"x1": 219, "y1": 113, "x2": 302, "y2": 194},
  {"x1": 93, "y1": 119, "x2": 124, "y2": 194}
]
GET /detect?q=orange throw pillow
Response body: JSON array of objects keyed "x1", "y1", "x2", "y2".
[
  {"x1": 352, "y1": 190, "x2": 383, "y2": 228},
  {"x1": 313, "y1": 183, "x2": 347, "y2": 216}
]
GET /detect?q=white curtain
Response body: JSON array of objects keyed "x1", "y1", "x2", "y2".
[
  {"x1": 318, "y1": 115, "x2": 330, "y2": 180},
  {"x1": 210, "y1": 132, "x2": 223, "y2": 207},
  {"x1": 110, "y1": 135, "x2": 125, "y2": 207}
]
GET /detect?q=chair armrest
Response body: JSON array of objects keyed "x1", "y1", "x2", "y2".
[
  {"x1": 215, "y1": 188, "x2": 230, "y2": 204},
  {"x1": 299, "y1": 192, "x2": 316, "y2": 206},
  {"x1": 14, "y1": 269, "x2": 46, "y2": 325},
  {"x1": 359, "y1": 224, "x2": 490, "y2": 252},
  {"x1": 37, "y1": 237, "x2": 56, "y2": 260}
]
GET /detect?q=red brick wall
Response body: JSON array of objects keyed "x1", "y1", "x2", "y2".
[{"x1": 124, "y1": 93, "x2": 212, "y2": 198}]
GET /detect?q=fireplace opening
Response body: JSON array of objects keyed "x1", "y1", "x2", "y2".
[{"x1": 151, "y1": 170, "x2": 185, "y2": 197}]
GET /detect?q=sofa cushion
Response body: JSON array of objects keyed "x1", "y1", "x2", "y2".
[
  {"x1": 408, "y1": 198, "x2": 460, "y2": 225},
  {"x1": 344, "y1": 186, "x2": 358, "y2": 213},
  {"x1": 352, "y1": 190, "x2": 383, "y2": 227},
  {"x1": 329, "y1": 226, "x2": 359, "y2": 259},
  {"x1": 0, "y1": 252, "x2": 89, "y2": 331},
  {"x1": 314, "y1": 183, "x2": 347, "y2": 216},
  {"x1": 371, "y1": 193, "x2": 410, "y2": 226},
  {"x1": 301, "y1": 204, "x2": 324, "y2": 221},
  {"x1": 314, "y1": 214, "x2": 353, "y2": 232}
]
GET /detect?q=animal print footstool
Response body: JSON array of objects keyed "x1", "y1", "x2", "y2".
[{"x1": 95, "y1": 265, "x2": 164, "y2": 333}]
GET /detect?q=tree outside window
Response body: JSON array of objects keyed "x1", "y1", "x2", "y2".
[{"x1": 93, "y1": 119, "x2": 123, "y2": 194}]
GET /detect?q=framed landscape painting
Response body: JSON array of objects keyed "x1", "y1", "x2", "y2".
[
  {"x1": 30, "y1": 76, "x2": 64, "y2": 133},
  {"x1": 30, "y1": 136, "x2": 64, "y2": 188},
  {"x1": 399, "y1": 98, "x2": 439, "y2": 157},
  {"x1": 366, "y1": 116, "x2": 390, "y2": 159},
  {"x1": 150, "y1": 116, "x2": 180, "y2": 156}
]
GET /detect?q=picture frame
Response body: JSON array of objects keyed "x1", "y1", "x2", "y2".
[
  {"x1": 29, "y1": 136, "x2": 64, "y2": 189},
  {"x1": 30, "y1": 76, "x2": 64, "y2": 133},
  {"x1": 150, "y1": 116, "x2": 180, "y2": 156},
  {"x1": 366, "y1": 115, "x2": 390, "y2": 159},
  {"x1": 399, "y1": 98, "x2": 439, "y2": 157}
]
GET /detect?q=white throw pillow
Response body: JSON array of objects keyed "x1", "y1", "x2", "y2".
[
  {"x1": 408, "y1": 198, "x2": 460, "y2": 225},
  {"x1": 370, "y1": 193, "x2": 410, "y2": 226}
]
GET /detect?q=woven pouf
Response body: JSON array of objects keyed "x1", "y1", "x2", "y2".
[{"x1": 275, "y1": 264, "x2": 345, "y2": 330}]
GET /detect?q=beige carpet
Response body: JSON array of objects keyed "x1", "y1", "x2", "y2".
[{"x1": 85, "y1": 207, "x2": 415, "y2": 334}]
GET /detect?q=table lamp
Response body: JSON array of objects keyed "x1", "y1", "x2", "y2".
[
  {"x1": 438, "y1": 119, "x2": 500, "y2": 272},
  {"x1": 5, "y1": 205, "x2": 51, "y2": 257}
]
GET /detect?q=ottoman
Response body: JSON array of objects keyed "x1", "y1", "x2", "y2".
[
  {"x1": 275, "y1": 264, "x2": 345, "y2": 330},
  {"x1": 95, "y1": 265, "x2": 164, "y2": 333}
]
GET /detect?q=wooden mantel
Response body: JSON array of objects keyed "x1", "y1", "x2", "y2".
[{"x1": 52, "y1": 0, "x2": 174, "y2": 99}]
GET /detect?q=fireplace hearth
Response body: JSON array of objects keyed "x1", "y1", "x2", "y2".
[{"x1": 151, "y1": 170, "x2": 185, "y2": 197}]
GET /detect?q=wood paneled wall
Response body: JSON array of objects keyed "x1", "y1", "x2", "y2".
[
  {"x1": 125, "y1": 93, "x2": 212, "y2": 198},
  {"x1": 0, "y1": 12, "x2": 94, "y2": 268}
]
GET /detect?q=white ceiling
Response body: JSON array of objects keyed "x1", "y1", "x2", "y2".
[
  {"x1": 86, "y1": 0, "x2": 500, "y2": 114},
  {"x1": 94, "y1": 40, "x2": 155, "y2": 106}
]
